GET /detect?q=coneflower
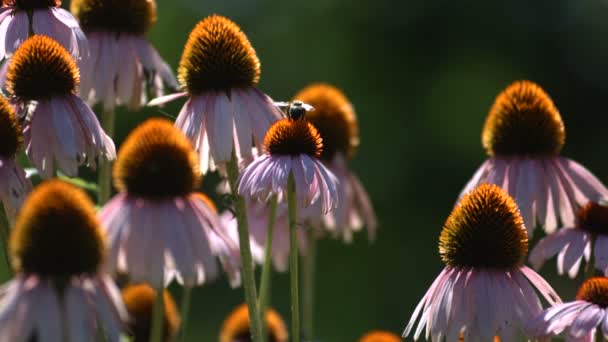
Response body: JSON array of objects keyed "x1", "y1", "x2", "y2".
[
  {"x1": 404, "y1": 184, "x2": 560, "y2": 341},
  {"x1": 220, "y1": 303, "x2": 288, "y2": 342},
  {"x1": 294, "y1": 82, "x2": 377, "y2": 242},
  {"x1": 359, "y1": 331, "x2": 402, "y2": 342},
  {"x1": 121, "y1": 284, "x2": 180, "y2": 342},
  {"x1": 0, "y1": 0, "x2": 87, "y2": 60},
  {"x1": 0, "y1": 95, "x2": 30, "y2": 224},
  {"x1": 460, "y1": 80, "x2": 608, "y2": 235},
  {"x1": 530, "y1": 201, "x2": 608, "y2": 278},
  {"x1": 99, "y1": 118, "x2": 240, "y2": 288},
  {"x1": 0, "y1": 180, "x2": 126, "y2": 341},
  {"x1": 6, "y1": 35, "x2": 115, "y2": 178},
  {"x1": 527, "y1": 277, "x2": 608, "y2": 341},
  {"x1": 149, "y1": 14, "x2": 282, "y2": 173},
  {"x1": 71, "y1": 0, "x2": 177, "y2": 110}
]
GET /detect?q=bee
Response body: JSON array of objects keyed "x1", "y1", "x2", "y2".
[{"x1": 274, "y1": 100, "x2": 314, "y2": 120}]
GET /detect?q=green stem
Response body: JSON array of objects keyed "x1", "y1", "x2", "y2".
[
  {"x1": 226, "y1": 153, "x2": 264, "y2": 342},
  {"x1": 0, "y1": 205, "x2": 13, "y2": 279},
  {"x1": 258, "y1": 195, "x2": 278, "y2": 340},
  {"x1": 150, "y1": 287, "x2": 165, "y2": 342},
  {"x1": 287, "y1": 173, "x2": 300, "y2": 342},
  {"x1": 98, "y1": 107, "x2": 115, "y2": 205},
  {"x1": 302, "y1": 230, "x2": 317, "y2": 341},
  {"x1": 178, "y1": 287, "x2": 193, "y2": 342}
]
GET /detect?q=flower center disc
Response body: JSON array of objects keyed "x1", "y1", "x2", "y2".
[
  {"x1": 482, "y1": 80, "x2": 565, "y2": 157},
  {"x1": 577, "y1": 202, "x2": 608, "y2": 236},
  {"x1": 6, "y1": 0, "x2": 60, "y2": 9},
  {"x1": 264, "y1": 118, "x2": 323, "y2": 158},
  {"x1": 122, "y1": 284, "x2": 180, "y2": 341},
  {"x1": 293, "y1": 83, "x2": 359, "y2": 161},
  {"x1": 70, "y1": 0, "x2": 157, "y2": 35},
  {"x1": 6, "y1": 35, "x2": 79, "y2": 101},
  {"x1": 178, "y1": 15, "x2": 260, "y2": 95},
  {"x1": 10, "y1": 180, "x2": 104, "y2": 277},
  {"x1": 113, "y1": 118, "x2": 200, "y2": 198},
  {"x1": 0, "y1": 97, "x2": 21, "y2": 159},
  {"x1": 439, "y1": 184, "x2": 528, "y2": 269},
  {"x1": 220, "y1": 304, "x2": 288, "y2": 342},
  {"x1": 577, "y1": 277, "x2": 608, "y2": 308}
]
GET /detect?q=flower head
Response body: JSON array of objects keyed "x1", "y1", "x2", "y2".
[
  {"x1": 100, "y1": 118, "x2": 240, "y2": 288},
  {"x1": 122, "y1": 284, "x2": 180, "y2": 342},
  {"x1": 359, "y1": 331, "x2": 402, "y2": 342},
  {"x1": 71, "y1": 0, "x2": 156, "y2": 35},
  {"x1": 460, "y1": 80, "x2": 608, "y2": 234},
  {"x1": 11, "y1": 180, "x2": 104, "y2": 278},
  {"x1": 239, "y1": 117, "x2": 338, "y2": 212},
  {"x1": 0, "y1": 180, "x2": 126, "y2": 341},
  {"x1": 0, "y1": 95, "x2": 20, "y2": 159},
  {"x1": 6, "y1": 34, "x2": 79, "y2": 101},
  {"x1": 527, "y1": 277, "x2": 608, "y2": 341},
  {"x1": 220, "y1": 303, "x2": 288, "y2": 342},
  {"x1": 113, "y1": 118, "x2": 200, "y2": 198},
  {"x1": 178, "y1": 14, "x2": 260, "y2": 95},
  {"x1": 404, "y1": 184, "x2": 560, "y2": 341},
  {"x1": 293, "y1": 83, "x2": 359, "y2": 161},
  {"x1": 530, "y1": 201, "x2": 608, "y2": 278}
]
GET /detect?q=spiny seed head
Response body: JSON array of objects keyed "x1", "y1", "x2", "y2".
[
  {"x1": 293, "y1": 83, "x2": 359, "y2": 161},
  {"x1": 220, "y1": 303, "x2": 288, "y2": 342},
  {"x1": 114, "y1": 118, "x2": 200, "y2": 199},
  {"x1": 0, "y1": 96, "x2": 21, "y2": 158},
  {"x1": 439, "y1": 184, "x2": 528, "y2": 269},
  {"x1": 577, "y1": 202, "x2": 608, "y2": 236},
  {"x1": 576, "y1": 277, "x2": 608, "y2": 308},
  {"x1": 71, "y1": 0, "x2": 157, "y2": 35},
  {"x1": 264, "y1": 118, "x2": 323, "y2": 158},
  {"x1": 4, "y1": 0, "x2": 60, "y2": 9},
  {"x1": 482, "y1": 80, "x2": 565, "y2": 157},
  {"x1": 10, "y1": 180, "x2": 104, "y2": 277},
  {"x1": 121, "y1": 284, "x2": 180, "y2": 342},
  {"x1": 178, "y1": 15, "x2": 261, "y2": 95},
  {"x1": 358, "y1": 331, "x2": 402, "y2": 342},
  {"x1": 6, "y1": 35, "x2": 79, "y2": 101}
]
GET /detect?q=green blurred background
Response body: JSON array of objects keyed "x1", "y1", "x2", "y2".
[{"x1": 43, "y1": 0, "x2": 608, "y2": 341}]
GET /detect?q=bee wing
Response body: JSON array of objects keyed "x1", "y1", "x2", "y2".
[
  {"x1": 301, "y1": 103, "x2": 315, "y2": 111},
  {"x1": 274, "y1": 101, "x2": 291, "y2": 110}
]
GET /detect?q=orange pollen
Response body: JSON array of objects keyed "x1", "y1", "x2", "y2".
[
  {"x1": 293, "y1": 83, "x2": 359, "y2": 161},
  {"x1": 577, "y1": 277, "x2": 608, "y2": 307},
  {"x1": 264, "y1": 118, "x2": 323, "y2": 158},
  {"x1": 178, "y1": 15, "x2": 260, "y2": 95},
  {"x1": 220, "y1": 303, "x2": 288, "y2": 342},
  {"x1": 6, "y1": 35, "x2": 79, "y2": 101},
  {"x1": 482, "y1": 80, "x2": 565, "y2": 157},
  {"x1": 0, "y1": 96, "x2": 21, "y2": 159},
  {"x1": 358, "y1": 331, "x2": 402, "y2": 342}
]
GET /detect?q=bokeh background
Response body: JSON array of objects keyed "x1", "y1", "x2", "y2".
[{"x1": 16, "y1": 0, "x2": 608, "y2": 341}]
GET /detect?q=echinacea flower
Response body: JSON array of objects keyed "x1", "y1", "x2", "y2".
[
  {"x1": 460, "y1": 80, "x2": 608, "y2": 235},
  {"x1": 121, "y1": 283, "x2": 180, "y2": 342},
  {"x1": 220, "y1": 303, "x2": 288, "y2": 342},
  {"x1": 0, "y1": 0, "x2": 87, "y2": 60},
  {"x1": 0, "y1": 95, "x2": 30, "y2": 224},
  {"x1": 294, "y1": 83, "x2": 377, "y2": 242},
  {"x1": 527, "y1": 277, "x2": 608, "y2": 341},
  {"x1": 71, "y1": 0, "x2": 178, "y2": 110},
  {"x1": 149, "y1": 15, "x2": 282, "y2": 173},
  {"x1": 238, "y1": 117, "x2": 339, "y2": 213},
  {"x1": 0, "y1": 180, "x2": 127, "y2": 341},
  {"x1": 404, "y1": 184, "x2": 561, "y2": 342},
  {"x1": 220, "y1": 200, "x2": 309, "y2": 272},
  {"x1": 359, "y1": 331, "x2": 402, "y2": 342},
  {"x1": 530, "y1": 201, "x2": 608, "y2": 278},
  {"x1": 7, "y1": 35, "x2": 115, "y2": 178},
  {"x1": 99, "y1": 118, "x2": 240, "y2": 289}
]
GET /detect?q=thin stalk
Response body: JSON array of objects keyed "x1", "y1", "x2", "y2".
[
  {"x1": 287, "y1": 173, "x2": 300, "y2": 342},
  {"x1": 258, "y1": 194, "x2": 278, "y2": 340},
  {"x1": 150, "y1": 287, "x2": 165, "y2": 342},
  {"x1": 0, "y1": 205, "x2": 12, "y2": 278},
  {"x1": 226, "y1": 153, "x2": 264, "y2": 342},
  {"x1": 178, "y1": 287, "x2": 193, "y2": 342},
  {"x1": 302, "y1": 230, "x2": 317, "y2": 341},
  {"x1": 98, "y1": 107, "x2": 115, "y2": 204}
]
